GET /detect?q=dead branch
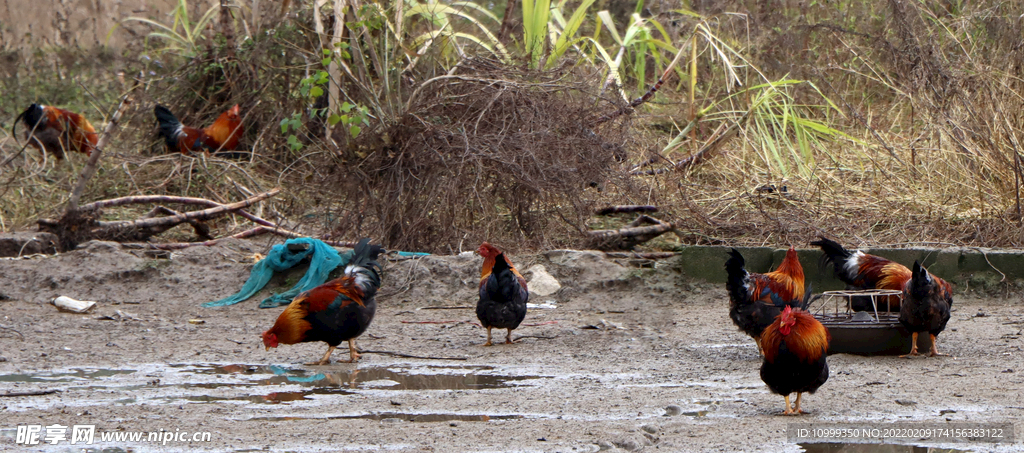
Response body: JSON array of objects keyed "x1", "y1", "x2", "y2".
[
  {"x1": 587, "y1": 214, "x2": 675, "y2": 250},
  {"x1": 78, "y1": 194, "x2": 277, "y2": 227},
  {"x1": 67, "y1": 80, "x2": 139, "y2": 212},
  {"x1": 146, "y1": 206, "x2": 213, "y2": 240},
  {"x1": 0, "y1": 324, "x2": 24, "y2": 340},
  {"x1": 591, "y1": 41, "x2": 689, "y2": 127},
  {"x1": 122, "y1": 225, "x2": 358, "y2": 250},
  {"x1": 95, "y1": 188, "x2": 281, "y2": 233},
  {"x1": 631, "y1": 120, "x2": 738, "y2": 176},
  {"x1": 604, "y1": 251, "x2": 680, "y2": 259},
  {"x1": 596, "y1": 205, "x2": 659, "y2": 215}
]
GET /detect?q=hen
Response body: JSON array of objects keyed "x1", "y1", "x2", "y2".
[
  {"x1": 262, "y1": 238, "x2": 383, "y2": 365},
  {"x1": 476, "y1": 242, "x2": 528, "y2": 346},
  {"x1": 899, "y1": 261, "x2": 953, "y2": 357},
  {"x1": 155, "y1": 104, "x2": 243, "y2": 155},
  {"x1": 14, "y1": 104, "x2": 98, "y2": 160},
  {"x1": 725, "y1": 247, "x2": 806, "y2": 354},
  {"x1": 760, "y1": 305, "x2": 830, "y2": 415}
]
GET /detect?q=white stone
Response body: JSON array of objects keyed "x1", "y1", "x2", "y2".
[{"x1": 525, "y1": 264, "x2": 561, "y2": 297}]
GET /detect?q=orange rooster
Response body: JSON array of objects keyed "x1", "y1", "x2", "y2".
[
  {"x1": 154, "y1": 104, "x2": 243, "y2": 155},
  {"x1": 14, "y1": 104, "x2": 98, "y2": 160},
  {"x1": 262, "y1": 239, "x2": 383, "y2": 365},
  {"x1": 811, "y1": 237, "x2": 952, "y2": 312},
  {"x1": 899, "y1": 261, "x2": 953, "y2": 357},
  {"x1": 725, "y1": 247, "x2": 806, "y2": 354},
  {"x1": 476, "y1": 242, "x2": 529, "y2": 346},
  {"x1": 760, "y1": 305, "x2": 830, "y2": 415}
]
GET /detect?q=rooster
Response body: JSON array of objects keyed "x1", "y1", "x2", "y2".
[
  {"x1": 262, "y1": 238, "x2": 383, "y2": 365},
  {"x1": 476, "y1": 242, "x2": 528, "y2": 346},
  {"x1": 154, "y1": 104, "x2": 243, "y2": 155},
  {"x1": 899, "y1": 261, "x2": 953, "y2": 357},
  {"x1": 811, "y1": 237, "x2": 952, "y2": 312},
  {"x1": 13, "y1": 104, "x2": 98, "y2": 160},
  {"x1": 725, "y1": 247, "x2": 806, "y2": 354},
  {"x1": 760, "y1": 305, "x2": 830, "y2": 415}
]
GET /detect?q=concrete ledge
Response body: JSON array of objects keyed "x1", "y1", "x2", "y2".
[{"x1": 670, "y1": 245, "x2": 1024, "y2": 292}]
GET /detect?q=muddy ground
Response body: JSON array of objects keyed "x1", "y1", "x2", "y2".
[{"x1": 0, "y1": 239, "x2": 1022, "y2": 452}]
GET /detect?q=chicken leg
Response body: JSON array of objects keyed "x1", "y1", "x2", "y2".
[
  {"x1": 505, "y1": 328, "x2": 516, "y2": 344},
  {"x1": 483, "y1": 326, "x2": 493, "y2": 346},
  {"x1": 781, "y1": 394, "x2": 795, "y2": 415},
  {"x1": 307, "y1": 346, "x2": 337, "y2": 366},
  {"x1": 928, "y1": 334, "x2": 949, "y2": 357},
  {"x1": 899, "y1": 332, "x2": 920, "y2": 358},
  {"x1": 792, "y1": 392, "x2": 808, "y2": 415},
  {"x1": 343, "y1": 338, "x2": 362, "y2": 363}
]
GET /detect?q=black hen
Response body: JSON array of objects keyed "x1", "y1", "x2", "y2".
[
  {"x1": 725, "y1": 247, "x2": 806, "y2": 354},
  {"x1": 898, "y1": 261, "x2": 953, "y2": 357}
]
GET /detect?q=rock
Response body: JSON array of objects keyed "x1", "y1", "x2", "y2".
[
  {"x1": 895, "y1": 399, "x2": 917, "y2": 406},
  {"x1": 613, "y1": 439, "x2": 642, "y2": 451},
  {"x1": 0, "y1": 356, "x2": 7, "y2": 362},
  {"x1": 641, "y1": 424, "x2": 658, "y2": 434},
  {"x1": 543, "y1": 250, "x2": 628, "y2": 283},
  {"x1": 0, "y1": 232, "x2": 58, "y2": 257},
  {"x1": 597, "y1": 440, "x2": 615, "y2": 451},
  {"x1": 664, "y1": 405, "x2": 682, "y2": 416},
  {"x1": 525, "y1": 264, "x2": 561, "y2": 297}
]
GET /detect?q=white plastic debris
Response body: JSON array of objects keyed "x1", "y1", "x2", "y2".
[
  {"x1": 526, "y1": 301, "x2": 558, "y2": 309},
  {"x1": 51, "y1": 296, "x2": 97, "y2": 313}
]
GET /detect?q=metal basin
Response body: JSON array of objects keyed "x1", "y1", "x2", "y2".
[{"x1": 810, "y1": 290, "x2": 931, "y2": 356}]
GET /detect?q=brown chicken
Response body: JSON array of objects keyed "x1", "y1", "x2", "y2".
[
  {"x1": 262, "y1": 239, "x2": 383, "y2": 365},
  {"x1": 760, "y1": 305, "x2": 830, "y2": 415},
  {"x1": 14, "y1": 104, "x2": 98, "y2": 160},
  {"x1": 155, "y1": 104, "x2": 243, "y2": 155},
  {"x1": 812, "y1": 237, "x2": 953, "y2": 313},
  {"x1": 725, "y1": 247, "x2": 806, "y2": 354}
]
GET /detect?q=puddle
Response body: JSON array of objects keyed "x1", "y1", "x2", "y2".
[
  {"x1": 248, "y1": 412, "x2": 525, "y2": 422},
  {"x1": 800, "y1": 443, "x2": 969, "y2": 453},
  {"x1": 0, "y1": 363, "x2": 549, "y2": 409},
  {"x1": 0, "y1": 368, "x2": 136, "y2": 383}
]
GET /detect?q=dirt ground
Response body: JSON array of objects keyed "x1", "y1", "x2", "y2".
[{"x1": 0, "y1": 239, "x2": 1022, "y2": 452}]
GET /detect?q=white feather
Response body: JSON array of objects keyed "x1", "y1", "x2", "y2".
[{"x1": 345, "y1": 264, "x2": 372, "y2": 289}]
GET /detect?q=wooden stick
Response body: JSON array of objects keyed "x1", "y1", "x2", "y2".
[
  {"x1": 67, "y1": 81, "x2": 139, "y2": 212},
  {"x1": 631, "y1": 120, "x2": 738, "y2": 176},
  {"x1": 591, "y1": 41, "x2": 690, "y2": 127},
  {"x1": 99, "y1": 188, "x2": 280, "y2": 231},
  {"x1": 596, "y1": 205, "x2": 659, "y2": 215},
  {"x1": 79, "y1": 194, "x2": 277, "y2": 227},
  {"x1": 124, "y1": 225, "x2": 358, "y2": 250}
]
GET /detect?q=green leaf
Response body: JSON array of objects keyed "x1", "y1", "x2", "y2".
[
  {"x1": 310, "y1": 86, "x2": 324, "y2": 98},
  {"x1": 341, "y1": 102, "x2": 354, "y2": 113},
  {"x1": 349, "y1": 124, "x2": 361, "y2": 137},
  {"x1": 322, "y1": 57, "x2": 332, "y2": 66},
  {"x1": 328, "y1": 114, "x2": 343, "y2": 126}
]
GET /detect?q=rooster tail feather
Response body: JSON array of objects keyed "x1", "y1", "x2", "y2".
[
  {"x1": 799, "y1": 282, "x2": 814, "y2": 310},
  {"x1": 810, "y1": 237, "x2": 852, "y2": 278},
  {"x1": 13, "y1": 104, "x2": 44, "y2": 140},
  {"x1": 724, "y1": 249, "x2": 749, "y2": 305},
  {"x1": 154, "y1": 105, "x2": 183, "y2": 148},
  {"x1": 345, "y1": 238, "x2": 384, "y2": 297}
]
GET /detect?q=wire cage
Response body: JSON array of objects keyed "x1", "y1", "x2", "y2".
[{"x1": 808, "y1": 289, "x2": 930, "y2": 356}]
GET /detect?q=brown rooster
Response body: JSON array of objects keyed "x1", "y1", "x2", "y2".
[
  {"x1": 476, "y1": 242, "x2": 528, "y2": 346},
  {"x1": 725, "y1": 247, "x2": 806, "y2": 354},
  {"x1": 155, "y1": 104, "x2": 243, "y2": 155},
  {"x1": 760, "y1": 305, "x2": 830, "y2": 415},
  {"x1": 811, "y1": 237, "x2": 953, "y2": 313},
  {"x1": 262, "y1": 239, "x2": 383, "y2": 365},
  {"x1": 14, "y1": 104, "x2": 98, "y2": 160}
]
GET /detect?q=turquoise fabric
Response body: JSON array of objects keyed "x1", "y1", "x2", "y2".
[{"x1": 202, "y1": 238, "x2": 348, "y2": 309}]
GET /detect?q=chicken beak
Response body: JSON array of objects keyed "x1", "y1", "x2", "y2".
[
  {"x1": 264, "y1": 345, "x2": 270, "y2": 351},
  {"x1": 230, "y1": 104, "x2": 240, "y2": 115}
]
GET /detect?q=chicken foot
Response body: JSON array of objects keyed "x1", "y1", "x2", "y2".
[
  {"x1": 928, "y1": 334, "x2": 949, "y2": 357},
  {"x1": 307, "y1": 346, "x2": 337, "y2": 366},
  {"x1": 899, "y1": 332, "x2": 920, "y2": 358},
  {"x1": 344, "y1": 339, "x2": 362, "y2": 363},
  {"x1": 483, "y1": 327, "x2": 493, "y2": 346},
  {"x1": 505, "y1": 328, "x2": 516, "y2": 344}
]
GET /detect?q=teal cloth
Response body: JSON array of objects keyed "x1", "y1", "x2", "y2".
[{"x1": 202, "y1": 238, "x2": 348, "y2": 309}]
